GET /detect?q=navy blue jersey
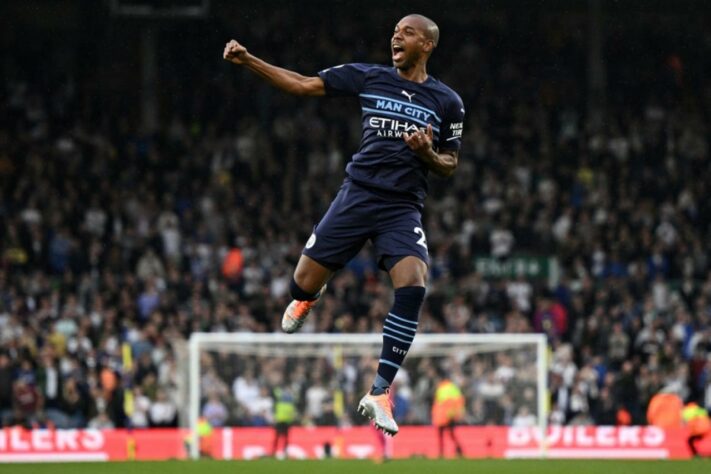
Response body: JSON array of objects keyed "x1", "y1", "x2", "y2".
[{"x1": 318, "y1": 63, "x2": 465, "y2": 203}]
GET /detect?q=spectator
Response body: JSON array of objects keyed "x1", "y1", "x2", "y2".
[
  {"x1": 11, "y1": 379, "x2": 43, "y2": 428},
  {"x1": 149, "y1": 389, "x2": 178, "y2": 427},
  {"x1": 59, "y1": 378, "x2": 90, "y2": 428},
  {"x1": 202, "y1": 393, "x2": 229, "y2": 428},
  {"x1": 129, "y1": 387, "x2": 152, "y2": 429},
  {"x1": 89, "y1": 411, "x2": 116, "y2": 430},
  {"x1": 512, "y1": 406, "x2": 537, "y2": 427},
  {"x1": 0, "y1": 354, "x2": 14, "y2": 426}
]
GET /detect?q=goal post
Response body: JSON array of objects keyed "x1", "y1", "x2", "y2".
[{"x1": 187, "y1": 332, "x2": 548, "y2": 460}]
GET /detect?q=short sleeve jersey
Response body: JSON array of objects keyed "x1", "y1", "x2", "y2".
[{"x1": 318, "y1": 63, "x2": 465, "y2": 203}]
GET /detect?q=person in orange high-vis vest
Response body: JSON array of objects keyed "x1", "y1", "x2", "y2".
[
  {"x1": 682, "y1": 402, "x2": 711, "y2": 457},
  {"x1": 647, "y1": 392, "x2": 683, "y2": 428},
  {"x1": 431, "y1": 378, "x2": 465, "y2": 458}
]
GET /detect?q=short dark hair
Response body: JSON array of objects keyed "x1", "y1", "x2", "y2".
[{"x1": 405, "y1": 14, "x2": 440, "y2": 47}]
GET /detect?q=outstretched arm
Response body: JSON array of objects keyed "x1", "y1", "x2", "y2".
[
  {"x1": 223, "y1": 40, "x2": 325, "y2": 96},
  {"x1": 404, "y1": 124, "x2": 458, "y2": 177}
]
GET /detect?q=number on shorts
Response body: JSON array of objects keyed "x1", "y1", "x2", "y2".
[{"x1": 414, "y1": 227, "x2": 428, "y2": 249}]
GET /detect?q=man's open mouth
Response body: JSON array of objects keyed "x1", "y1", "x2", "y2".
[{"x1": 392, "y1": 44, "x2": 405, "y2": 61}]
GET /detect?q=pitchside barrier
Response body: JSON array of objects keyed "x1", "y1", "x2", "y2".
[{"x1": 0, "y1": 426, "x2": 707, "y2": 461}]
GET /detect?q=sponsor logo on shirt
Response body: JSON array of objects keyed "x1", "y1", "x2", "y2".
[
  {"x1": 374, "y1": 98, "x2": 433, "y2": 122},
  {"x1": 368, "y1": 117, "x2": 426, "y2": 138}
]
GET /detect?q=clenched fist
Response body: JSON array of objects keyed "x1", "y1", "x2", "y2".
[
  {"x1": 404, "y1": 123, "x2": 434, "y2": 158},
  {"x1": 223, "y1": 40, "x2": 248, "y2": 64}
]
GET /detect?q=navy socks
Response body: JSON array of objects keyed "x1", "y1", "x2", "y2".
[
  {"x1": 371, "y1": 286, "x2": 425, "y2": 395},
  {"x1": 290, "y1": 278, "x2": 320, "y2": 301}
]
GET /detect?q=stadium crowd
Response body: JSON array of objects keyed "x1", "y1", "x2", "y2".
[{"x1": 1, "y1": 3, "x2": 710, "y2": 429}]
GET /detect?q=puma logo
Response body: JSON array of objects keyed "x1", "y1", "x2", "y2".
[{"x1": 401, "y1": 90, "x2": 415, "y2": 102}]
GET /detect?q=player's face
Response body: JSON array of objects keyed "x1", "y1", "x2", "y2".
[{"x1": 391, "y1": 18, "x2": 432, "y2": 70}]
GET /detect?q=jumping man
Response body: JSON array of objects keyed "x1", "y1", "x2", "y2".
[{"x1": 224, "y1": 14, "x2": 465, "y2": 436}]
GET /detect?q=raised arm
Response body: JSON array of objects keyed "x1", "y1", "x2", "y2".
[{"x1": 223, "y1": 40, "x2": 325, "y2": 96}]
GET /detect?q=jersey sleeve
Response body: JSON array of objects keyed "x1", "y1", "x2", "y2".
[
  {"x1": 438, "y1": 93, "x2": 465, "y2": 151},
  {"x1": 317, "y1": 63, "x2": 371, "y2": 97}
]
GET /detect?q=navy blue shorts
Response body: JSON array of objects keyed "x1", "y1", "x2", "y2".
[{"x1": 302, "y1": 179, "x2": 429, "y2": 271}]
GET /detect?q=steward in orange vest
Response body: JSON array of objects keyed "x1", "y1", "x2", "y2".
[
  {"x1": 682, "y1": 402, "x2": 711, "y2": 457},
  {"x1": 431, "y1": 378, "x2": 465, "y2": 458}
]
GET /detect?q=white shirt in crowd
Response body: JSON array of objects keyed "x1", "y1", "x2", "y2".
[
  {"x1": 233, "y1": 375, "x2": 260, "y2": 407},
  {"x1": 150, "y1": 399, "x2": 177, "y2": 425},
  {"x1": 490, "y1": 228, "x2": 514, "y2": 258}
]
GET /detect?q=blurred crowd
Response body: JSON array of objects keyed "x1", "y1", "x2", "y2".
[
  {"x1": 1, "y1": 3, "x2": 711, "y2": 429},
  {"x1": 198, "y1": 349, "x2": 539, "y2": 428}
]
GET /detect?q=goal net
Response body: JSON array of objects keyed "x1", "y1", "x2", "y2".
[{"x1": 186, "y1": 333, "x2": 548, "y2": 459}]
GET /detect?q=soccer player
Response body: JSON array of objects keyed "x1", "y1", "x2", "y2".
[{"x1": 224, "y1": 14, "x2": 465, "y2": 436}]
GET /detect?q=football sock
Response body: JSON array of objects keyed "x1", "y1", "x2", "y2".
[
  {"x1": 371, "y1": 286, "x2": 425, "y2": 395},
  {"x1": 289, "y1": 278, "x2": 321, "y2": 301}
]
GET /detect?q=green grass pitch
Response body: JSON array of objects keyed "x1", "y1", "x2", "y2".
[{"x1": 0, "y1": 459, "x2": 708, "y2": 474}]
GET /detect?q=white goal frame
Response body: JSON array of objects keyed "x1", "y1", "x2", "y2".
[{"x1": 187, "y1": 332, "x2": 548, "y2": 460}]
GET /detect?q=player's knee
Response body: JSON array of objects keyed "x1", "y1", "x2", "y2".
[
  {"x1": 403, "y1": 264, "x2": 428, "y2": 287},
  {"x1": 292, "y1": 256, "x2": 331, "y2": 294},
  {"x1": 292, "y1": 270, "x2": 323, "y2": 295},
  {"x1": 417, "y1": 269, "x2": 429, "y2": 286},
  {"x1": 390, "y1": 256, "x2": 428, "y2": 288},
  {"x1": 292, "y1": 265, "x2": 311, "y2": 288},
  {"x1": 396, "y1": 275, "x2": 426, "y2": 288}
]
